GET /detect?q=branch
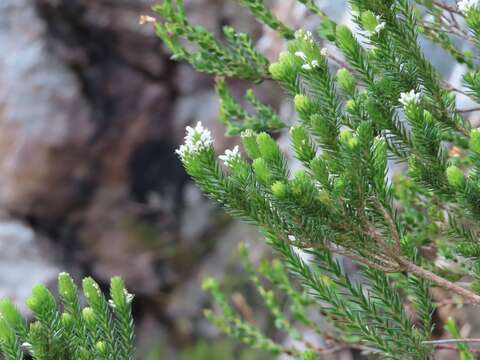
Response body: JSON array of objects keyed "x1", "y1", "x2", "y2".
[{"x1": 399, "y1": 260, "x2": 480, "y2": 305}]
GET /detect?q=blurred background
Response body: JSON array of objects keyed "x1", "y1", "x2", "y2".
[{"x1": 1, "y1": 0, "x2": 476, "y2": 359}]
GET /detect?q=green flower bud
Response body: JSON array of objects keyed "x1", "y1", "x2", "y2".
[
  {"x1": 339, "y1": 129, "x2": 353, "y2": 144},
  {"x1": 0, "y1": 317, "x2": 15, "y2": 345},
  {"x1": 361, "y1": 11, "x2": 379, "y2": 33},
  {"x1": 26, "y1": 285, "x2": 55, "y2": 314},
  {"x1": 253, "y1": 158, "x2": 272, "y2": 185},
  {"x1": 58, "y1": 272, "x2": 77, "y2": 302},
  {"x1": 345, "y1": 99, "x2": 357, "y2": 113},
  {"x1": 278, "y1": 51, "x2": 296, "y2": 66},
  {"x1": 241, "y1": 129, "x2": 261, "y2": 159},
  {"x1": 317, "y1": 190, "x2": 331, "y2": 205},
  {"x1": 336, "y1": 25, "x2": 356, "y2": 52},
  {"x1": 110, "y1": 277, "x2": 133, "y2": 307},
  {"x1": 334, "y1": 178, "x2": 346, "y2": 192},
  {"x1": 0, "y1": 299, "x2": 26, "y2": 335},
  {"x1": 96, "y1": 341, "x2": 107, "y2": 354},
  {"x1": 423, "y1": 110, "x2": 434, "y2": 124},
  {"x1": 271, "y1": 181, "x2": 288, "y2": 199},
  {"x1": 256, "y1": 132, "x2": 280, "y2": 161},
  {"x1": 62, "y1": 313, "x2": 73, "y2": 328},
  {"x1": 336, "y1": 68, "x2": 356, "y2": 95},
  {"x1": 347, "y1": 137, "x2": 359, "y2": 150},
  {"x1": 294, "y1": 94, "x2": 314, "y2": 119},
  {"x1": 470, "y1": 129, "x2": 480, "y2": 154},
  {"x1": 269, "y1": 62, "x2": 287, "y2": 81},
  {"x1": 291, "y1": 126, "x2": 315, "y2": 163},
  {"x1": 82, "y1": 307, "x2": 95, "y2": 325},
  {"x1": 446, "y1": 165, "x2": 465, "y2": 189},
  {"x1": 310, "y1": 158, "x2": 329, "y2": 186},
  {"x1": 83, "y1": 277, "x2": 103, "y2": 305}
]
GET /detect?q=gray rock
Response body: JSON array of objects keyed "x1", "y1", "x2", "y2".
[{"x1": 0, "y1": 220, "x2": 60, "y2": 312}]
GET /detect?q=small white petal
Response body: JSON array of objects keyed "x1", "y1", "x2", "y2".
[
  {"x1": 302, "y1": 64, "x2": 313, "y2": 71},
  {"x1": 399, "y1": 89, "x2": 421, "y2": 107},
  {"x1": 219, "y1": 145, "x2": 241, "y2": 167},
  {"x1": 295, "y1": 51, "x2": 308, "y2": 61}
]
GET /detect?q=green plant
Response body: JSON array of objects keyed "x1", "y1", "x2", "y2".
[
  {"x1": 147, "y1": 0, "x2": 480, "y2": 358},
  {"x1": 0, "y1": 273, "x2": 135, "y2": 360}
]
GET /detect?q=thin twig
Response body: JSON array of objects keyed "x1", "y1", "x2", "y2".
[{"x1": 423, "y1": 338, "x2": 480, "y2": 345}]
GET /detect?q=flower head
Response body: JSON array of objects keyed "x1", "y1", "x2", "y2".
[
  {"x1": 295, "y1": 29, "x2": 314, "y2": 44},
  {"x1": 219, "y1": 145, "x2": 241, "y2": 167},
  {"x1": 399, "y1": 89, "x2": 421, "y2": 107},
  {"x1": 176, "y1": 121, "x2": 214, "y2": 159},
  {"x1": 458, "y1": 0, "x2": 478, "y2": 14},
  {"x1": 294, "y1": 51, "x2": 308, "y2": 61}
]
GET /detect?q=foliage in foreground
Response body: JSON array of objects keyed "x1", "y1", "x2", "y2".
[
  {"x1": 149, "y1": 0, "x2": 480, "y2": 358},
  {"x1": 0, "y1": 273, "x2": 135, "y2": 360}
]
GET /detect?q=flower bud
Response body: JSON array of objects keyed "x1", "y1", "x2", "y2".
[
  {"x1": 470, "y1": 129, "x2": 480, "y2": 154},
  {"x1": 336, "y1": 25, "x2": 356, "y2": 51},
  {"x1": 271, "y1": 181, "x2": 288, "y2": 199},
  {"x1": 336, "y1": 68, "x2": 356, "y2": 95},
  {"x1": 253, "y1": 158, "x2": 272, "y2": 185},
  {"x1": 82, "y1": 307, "x2": 95, "y2": 325},
  {"x1": 61, "y1": 313, "x2": 73, "y2": 327},
  {"x1": 294, "y1": 94, "x2": 314, "y2": 119},
  {"x1": 269, "y1": 62, "x2": 288, "y2": 81},
  {"x1": 256, "y1": 133, "x2": 280, "y2": 161},
  {"x1": 96, "y1": 341, "x2": 107, "y2": 354},
  {"x1": 345, "y1": 99, "x2": 357, "y2": 113},
  {"x1": 241, "y1": 129, "x2": 261, "y2": 159},
  {"x1": 446, "y1": 165, "x2": 465, "y2": 189}
]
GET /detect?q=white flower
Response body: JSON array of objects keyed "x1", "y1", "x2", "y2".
[
  {"x1": 375, "y1": 21, "x2": 386, "y2": 33},
  {"x1": 241, "y1": 129, "x2": 255, "y2": 138},
  {"x1": 311, "y1": 60, "x2": 320, "y2": 68},
  {"x1": 302, "y1": 63, "x2": 313, "y2": 71},
  {"x1": 320, "y1": 47, "x2": 328, "y2": 57},
  {"x1": 218, "y1": 145, "x2": 241, "y2": 167},
  {"x1": 176, "y1": 121, "x2": 214, "y2": 159},
  {"x1": 288, "y1": 235, "x2": 297, "y2": 242},
  {"x1": 399, "y1": 89, "x2": 421, "y2": 107},
  {"x1": 366, "y1": 16, "x2": 386, "y2": 36},
  {"x1": 295, "y1": 51, "x2": 308, "y2": 61},
  {"x1": 458, "y1": 0, "x2": 478, "y2": 14},
  {"x1": 294, "y1": 29, "x2": 315, "y2": 44}
]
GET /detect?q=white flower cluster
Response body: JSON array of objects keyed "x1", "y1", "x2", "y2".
[
  {"x1": 295, "y1": 51, "x2": 322, "y2": 71},
  {"x1": 294, "y1": 29, "x2": 315, "y2": 44},
  {"x1": 176, "y1": 121, "x2": 214, "y2": 159},
  {"x1": 399, "y1": 89, "x2": 421, "y2": 107},
  {"x1": 458, "y1": 0, "x2": 478, "y2": 14},
  {"x1": 219, "y1": 145, "x2": 241, "y2": 167},
  {"x1": 367, "y1": 16, "x2": 386, "y2": 36}
]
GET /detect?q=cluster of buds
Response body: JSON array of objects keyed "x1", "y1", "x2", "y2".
[
  {"x1": 294, "y1": 29, "x2": 315, "y2": 44},
  {"x1": 399, "y1": 89, "x2": 422, "y2": 107},
  {"x1": 219, "y1": 145, "x2": 241, "y2": 167},
  {"x1": 295, "y1": 51, "x2": 321, "y2": 71},
  {"x1": 176, "y1": 122, "x2": 214, "y2": 160}
]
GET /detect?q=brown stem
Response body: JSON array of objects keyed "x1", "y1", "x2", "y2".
[{"x1": 399, "y1": 260, "x2": 480, "y2": 305}]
